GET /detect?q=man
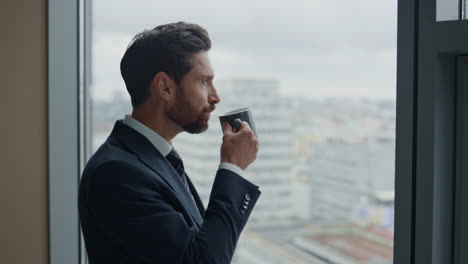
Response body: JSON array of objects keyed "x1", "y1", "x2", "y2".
[{"x1": 78, "y1": 22, "x2": 260, "y2": 264}]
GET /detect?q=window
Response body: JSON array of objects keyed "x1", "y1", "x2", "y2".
[
  {"x1": 46, "y1": 0, "x2": 468, "y2": 263},
  {"x1": 86, "y1": 1, "x2": 397, "y2": 263}
]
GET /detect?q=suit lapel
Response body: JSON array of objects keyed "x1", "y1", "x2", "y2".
[{"x1": 109, "y1": 120, "x2": 204, "y2": 227}]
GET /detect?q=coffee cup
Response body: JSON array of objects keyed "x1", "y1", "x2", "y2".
[{"x1": 219, "y1": 107, "x2": 258, "y2": 139}]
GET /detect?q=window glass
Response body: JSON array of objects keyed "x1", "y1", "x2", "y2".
[
  {"x1": 88, "y1": 1, "x2": 396, "y2": 263},
  {"x1": 437, "y1": 0, "x2": 460, "y2": 21},
  {"x1": 464, "y1": 0, "x2": 467, "y2": 19}
]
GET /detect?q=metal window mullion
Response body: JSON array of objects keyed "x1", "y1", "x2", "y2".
[
  {"x1": 394, "y1": 0, "x2": 419, "y2": 263},
  {"x1": 48, "y1": 0, "x2": 80, "y2": 263},
  {"x1": 454, "y1": 56, "x2": 468, "y2": 264},
  {"x1": 459, "y1": 0, "x2": 463, "y2": 19}
]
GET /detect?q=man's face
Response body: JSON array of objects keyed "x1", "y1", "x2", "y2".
[{"x1": 167, "y1": 52, "x2": 220, "y2": 134}]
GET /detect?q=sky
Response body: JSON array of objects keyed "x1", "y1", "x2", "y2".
[{"x1": 90, "y1": 0, "x2": 397, "y2": 101}]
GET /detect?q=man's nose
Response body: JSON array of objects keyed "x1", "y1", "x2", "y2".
[{"x1": 208, "y1": 86, "x2": 221, "y2": 105}]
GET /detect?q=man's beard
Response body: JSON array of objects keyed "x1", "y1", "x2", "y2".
[
  {"x1": 167, "y1": 89, "x2": 211, "y2": 134},
  {"x1": 181, "y1": 119, "x2": 208, "y2": 134},
  {"x1": 169, "y1": 107, "x2": 208, "y2": 134}
]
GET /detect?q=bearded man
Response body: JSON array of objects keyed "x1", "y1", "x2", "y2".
[{"x1": 78, "y1": 22, "x2": 260, "y2": 264}]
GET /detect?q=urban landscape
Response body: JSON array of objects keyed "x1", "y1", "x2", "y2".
[{"x1": 90, "y1": 79, "x2": 395, "y2": 264}]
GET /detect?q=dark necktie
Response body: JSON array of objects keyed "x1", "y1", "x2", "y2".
[
  {"x1": 166, "y1": 148, "x2": 201, "y2": 217},
  {"x1": 166, "y1": 148, "x2": 191, "y2": 190}
]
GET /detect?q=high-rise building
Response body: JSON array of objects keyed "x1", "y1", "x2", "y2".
[{"x1": 308, "y1": 135, "x2": 395, "y2": 222}]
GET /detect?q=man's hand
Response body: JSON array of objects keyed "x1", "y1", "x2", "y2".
[{"x1": 220, "y1": 121, "x2": 259, "y2": 171}]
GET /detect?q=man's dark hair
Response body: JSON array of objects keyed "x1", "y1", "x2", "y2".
[{"x1": 120, "y1": 22, "x2": 211, "y2": 107}]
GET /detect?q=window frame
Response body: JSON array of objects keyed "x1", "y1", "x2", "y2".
[
  {"x1": 454, "y1": 56, "x2": 468, "y2": 264},
  {"x1": 393, "y1": 0, "x2": 418, "y2": 262},
  {"x1": 47, "y1": 0, "x2": 468, "y2": 263},
  {"x1": 48, "y1": 0, "x2": 86, "y2": 263},
  {"x1": 395, "y1": 0, "x2": 468, "y2": 263}
]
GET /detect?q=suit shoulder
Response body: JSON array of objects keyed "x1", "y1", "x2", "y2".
[
  {"x1": 80, "y1": 149, "x2": 156, "y2": 196},
  {"x1": 85, "y1": 139, "x2": 138, "y2": 170},
  {"x1": 80, "y1": 139, "x2": 151, "y2": 187}
]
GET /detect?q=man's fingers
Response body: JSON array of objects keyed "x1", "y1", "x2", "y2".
[
  {"x1": 239, "y1": 121, "x2": 251, "y2": 131},
  {"x1": 223, "y1": 122, "x2": 233, "y2": 135},
  {"x1": 234, "y1": 119, "x2": 242, "y2": 130},
  {"x1": 224, "y1": 120, "x2": 252, "y2": 135}
]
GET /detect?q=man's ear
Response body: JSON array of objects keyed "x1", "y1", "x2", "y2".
[{"x1": 151, "y1": 72, "x2": 176, "y2": 101}]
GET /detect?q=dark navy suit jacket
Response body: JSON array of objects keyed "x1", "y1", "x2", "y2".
[{"x1": 78, "y1": 120, "x2": 261, "y2": 264}]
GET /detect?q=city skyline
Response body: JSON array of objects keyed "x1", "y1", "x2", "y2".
[{"x1": 89, "y1": 79, "x2": 395, "y2": 264}]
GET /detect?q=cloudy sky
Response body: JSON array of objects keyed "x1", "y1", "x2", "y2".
[{"x1": 90, "y1": 0, "x2": 397, "y2": 101}]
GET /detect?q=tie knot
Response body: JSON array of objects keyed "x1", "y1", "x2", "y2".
[
  {"x1": 167, "y1": 148, "x2": 181, "y2": 161},
  {"x1": 167, "y1": 148, "x2": 184, "y2": 175}
]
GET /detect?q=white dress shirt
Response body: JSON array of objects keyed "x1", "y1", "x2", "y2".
[{"x1": 122, "y1": 115, "x2": 245, "y2": 177}]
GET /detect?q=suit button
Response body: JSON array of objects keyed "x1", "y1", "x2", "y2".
[
  {"x1": 240, "y1": 207, "x2": 247, "y2": 215},
  {"x1": 242, "y1": 204, "x2": 249, "y2": 210},
  {"x1": 243, "y1": 200, "x2": 250, "y2": 206},
  {"x1": 244, "y1": 193, "x2": 251, "y2": 201}
]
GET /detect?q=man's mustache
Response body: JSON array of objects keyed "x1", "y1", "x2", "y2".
[{"x1": 207, "y1": 105, "x2": 216, "y2": 112}]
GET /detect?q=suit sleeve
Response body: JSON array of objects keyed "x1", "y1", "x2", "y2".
[{"x1": 85, "y1": 160, "x2": 261, "y2": 264}]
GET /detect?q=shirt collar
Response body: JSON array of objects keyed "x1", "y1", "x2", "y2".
[{"x1": 122, "y1": 114, "x2": 173, "y2": 157}]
